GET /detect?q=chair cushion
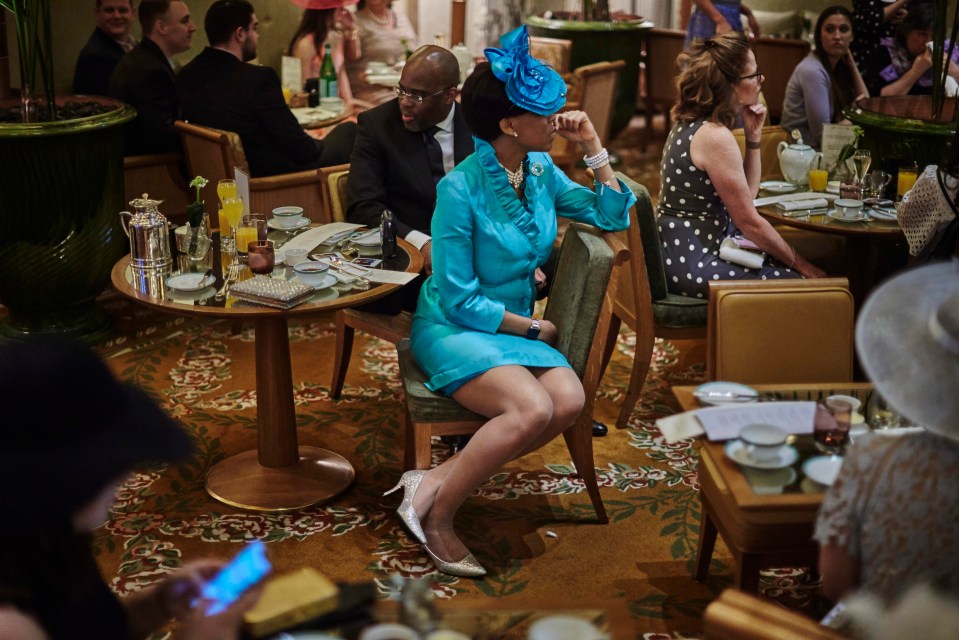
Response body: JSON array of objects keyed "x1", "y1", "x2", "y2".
[
  {"x1": 207, "y1": 125, "x2": 250, "y2": 175},
  {"x1": 397, "y1": 340, "x2": 483, "y2": 423},
  {"x1": 653, "y1": 293, "x2": 708, "y2": 328}
]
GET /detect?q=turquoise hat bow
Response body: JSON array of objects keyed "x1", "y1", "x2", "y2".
[{"x1": 484, "y1": 26, "x2": 567, "y2": 116}]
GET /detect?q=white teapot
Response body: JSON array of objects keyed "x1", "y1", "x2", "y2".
[{"x1": 776, "y1": 142, "x2": 821, "y2": 187}]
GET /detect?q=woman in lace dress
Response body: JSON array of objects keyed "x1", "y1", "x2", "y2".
[
  {"x1": 345, "y1": 0, "x2": 418, "y2": 106},
  {"x1": 814, "y1": 262, "x2": 959, "y2": 604},
  {"x1": 897, "y1": 127, "x2": 959, "y2": 261},
  {"x1": 658, "y1": 32, "x2": 824, "y2": 299}
]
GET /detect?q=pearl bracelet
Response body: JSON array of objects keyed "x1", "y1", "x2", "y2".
[{"x1": 583, "y1": 148, "x2": 610, "y2": 170}]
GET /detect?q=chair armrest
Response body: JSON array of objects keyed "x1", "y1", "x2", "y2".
[
  {"x1": 250, "y1": 169, "x2": 322, "y2": 190},
  {"x1": 123, "y1": 153, "x2": 183, "y2": 170}
]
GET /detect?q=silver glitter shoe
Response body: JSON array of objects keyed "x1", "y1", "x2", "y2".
[
  {"x1": 383, "y1": 470, "x2": 427, "y2": 544},
  {"x1": 424, "y1": 545, "x2": 487, "y2": 578}
]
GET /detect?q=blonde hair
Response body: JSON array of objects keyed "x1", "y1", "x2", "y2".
[{"x1": 671, "y1": 32, "x2": 751, "y2": 129}]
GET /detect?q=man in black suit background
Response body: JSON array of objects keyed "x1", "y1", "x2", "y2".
[
  {"x1": 74, "y1": 0, "x2": 138, "y2": 96},
  {"x1": 109, "y1": 0, "x2": 195, "y2": 155},
  {"x1": 176, "y1": 0, "x2": 354, "y2": 178},
  {"x1": 347, "y1": 45, "x2": 473, "y2": 313}
]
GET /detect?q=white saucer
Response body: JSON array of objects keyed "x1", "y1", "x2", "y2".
[
  {"x1": 827, "y1": 210, "x2": 868, "y2": 223},
  {"x1": 694, "y1": 381, "x2": 760, "y2": 405},
  {"x1": 760, "y1": 180, "x2": 798, "y2": 193},
  {"x1": 803, "y1": 455, "x2": 843, "y2": 486},
  {"x1": 296, "y1": 272, "x2": 337, "y2": 291},
  {"x1": 725, "y1": 440, "x2": 799, "y2": 469},
  {"x1": 166, "y1": 272, "x2": 215, "y2": 292},
  {"x1": 867, "y1": 207, "x2": 898, "y2": 221},
  {"x1": 268, "y1": 217, "x2": 311, "y2": 231}
]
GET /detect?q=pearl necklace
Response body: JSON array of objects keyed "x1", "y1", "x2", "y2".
[
  {"x1": 367, "y1": 8, "x2": 394, "y2": 27},
  {"x1": 500, "y1": 162, "x2": 525, "y2": 189}
]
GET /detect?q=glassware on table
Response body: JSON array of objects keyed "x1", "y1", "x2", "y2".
[
  {"x1": 220, "y1": 196, "x2": 245, "y2": 255},
  {"x1": 217, "y1": 178, "x2": 238, "y2": 204},
  {"x1": 862, "y1": 170, "x2": 893, "y2": 200},
  {"x1": 851, "y1": 149, "x2": 872, "y2": 184},
  {"x1": 896, "y1": 160, "x2": 919, "y2": 200},
  {"x1": 236, "y1": 213, "x2": 267, "y2": 257},
  {"x1": 247, "y1": 241, "x2": 275, "y2": 275},
  {"x1": 808, "y1": 154, "x2": 829, "y2": 192},
  {"x1": 866, "y1": 389, "x2": 903, "y2": 430},
  {"x1": 815, "y1": 398, "x2": 852, "y2": 454}
]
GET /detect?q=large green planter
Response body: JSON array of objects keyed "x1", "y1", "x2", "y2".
[
  {"x1": 0, "y1": 97, "x2": 135, "y2": 342},
  {"x1": 845, "y1": 96, "x2": 958, "y2": 171},
  {"x1": 527, "y1": 15, "x2": 652, "y2": 139}
]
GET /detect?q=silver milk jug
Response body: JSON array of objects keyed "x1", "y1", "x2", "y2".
[{"x1": 119, "y1": 193, "x2": 172, "y2": 270}]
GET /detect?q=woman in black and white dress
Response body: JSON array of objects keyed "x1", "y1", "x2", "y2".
[{"x1": 657, "y1": 32, "x2": 825, "y2": 299}]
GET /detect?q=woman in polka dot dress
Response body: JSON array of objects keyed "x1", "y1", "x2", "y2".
[{"x1": 657, "y1": 32, "x2": 825, "y2": 299}]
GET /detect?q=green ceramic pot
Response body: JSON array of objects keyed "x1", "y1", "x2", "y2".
[
  {"x1": 0, "y1": 97, "x2": 135, "y2": 342},
  {"x1": 845, "y1": 96, "x2": 958, "y2": 172},
  {"x1": 526, "y1": 15, "x2": 652, "y2": 138}
]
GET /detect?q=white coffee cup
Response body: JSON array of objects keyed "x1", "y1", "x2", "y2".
[
  {"x1": 282, "y1": 246, "x2": 310, "y2": 267},
  {"x1": 738, "y1": 424, "x2": 788, "y2": 463},
  {"x1": 527, "y1": 616, "x2": 602, "y2": 640},
  {"x1": 834, "y1": 198, "x2": 863, "y2": 219},
  {"x1": 826, "y1": 394, "x2": 861, "y2": 413}
]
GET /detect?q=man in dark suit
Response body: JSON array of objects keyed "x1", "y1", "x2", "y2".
[
  {"x1": 109, "y1": 0, "x2": 195, "y2": 155},
  {"x1": 176, "y1": 0, "x2": 354, "y2": 178},
  {"x1": 347, "y1": 45, "x2": 473, "y2": 313},
  {"x1": 74, "y1": 0, "x2": 138, "y2": 96}
]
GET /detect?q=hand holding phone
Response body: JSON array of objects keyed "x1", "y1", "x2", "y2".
[{"x1": 196, "y1": 540, "x2": 271, "y2": 616}]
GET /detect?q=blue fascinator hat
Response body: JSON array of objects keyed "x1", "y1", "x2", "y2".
[{"x1": 484, "y1": 26, "x2": 566, "y2": 116}]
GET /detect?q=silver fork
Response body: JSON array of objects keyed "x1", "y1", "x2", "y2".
[
  {"x1": 214, "y1": 263, "x2": 242, "y2": 301},
  {"x1": 326, "y1": 257, "x2": 371, "y2": 288}
]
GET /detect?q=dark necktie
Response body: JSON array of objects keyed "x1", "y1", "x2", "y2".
[{"x1": 423, "y1": 125, "x2": 445, "y2": 186}]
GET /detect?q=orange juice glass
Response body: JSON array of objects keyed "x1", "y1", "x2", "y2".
[
  {"x1": 897, "y1": 162, "x2": 918, "y2": 199},
  {"x1": 808, "y1": 169, "x2": 829, "y2": 192}
]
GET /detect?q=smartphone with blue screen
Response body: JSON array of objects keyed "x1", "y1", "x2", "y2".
[{"x1": 198, "y1": 540, "x2": 271, "y2": 615}]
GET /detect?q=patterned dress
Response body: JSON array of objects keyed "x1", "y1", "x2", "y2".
[
  {"x1": 814, "y1": 431, "x2": 959, "y2": 603},
  {"x1": 657, "y1": 119, "x2": 800, "y2": 299},
  {"x1": 685, "y1": 1, "x2": 744, "y2": 48},
  {"x1": 411, "y1": 137, "x2": 634, "y2": 395}
]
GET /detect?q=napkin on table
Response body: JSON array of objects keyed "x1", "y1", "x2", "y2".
[{"x1": 775, "y1": 197, "x2": 830, "y2": 211}]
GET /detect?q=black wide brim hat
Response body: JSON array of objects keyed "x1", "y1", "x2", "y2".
[{"x1": 0, "y1": 341, "x2": 193, "y2": 533}]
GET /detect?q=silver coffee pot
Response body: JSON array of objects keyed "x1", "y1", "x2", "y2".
[{"x1": 119, "y1": 193, "x2": 172, "y2": 270}]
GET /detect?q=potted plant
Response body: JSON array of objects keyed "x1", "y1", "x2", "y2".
[
  {"x1": 0, "y1": 0, "x2": 134, "y2": 341},
  {"x1": 526, "y1": 1, "x2": 651, "y2": 138}
]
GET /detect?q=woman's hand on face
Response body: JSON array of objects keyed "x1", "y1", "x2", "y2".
[
  {"x1": 536, "y1": 319, "x2": 559, "y2": 347},
  {"x1": 741, "y1": 103, "x2": 766, "y2": 136},
  {"x1": 552, "y1": 111, "x2": 597, "y2": 145}
]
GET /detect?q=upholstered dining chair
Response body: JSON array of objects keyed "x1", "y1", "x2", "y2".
[
  {"x1": 320, "y1": 166, "x2": 414, "y2": 400},
  {"x1": 396, "y1": 223, "x2": 629, "y2": 524},
  {"x1": 706, "y1": 278, "x2": 855, "y2": 383},
  {"x1": 550, "y1": 60, "x2": 626, "y2": 172},
  {"x1": 600, "y1": 173, "x2": 708, "y2": 430},
  {"x1": 174, "y1": 120, "x2": 327, "y2": 220},
  {"x1": 641, "y1": 28, "x2": 685, "y2": 150},
  {"x1": 732, "y1": 126, "x2": 788, "y2": 182},
  {"x1": 530, "y1": 36, "x2": 573, "y2": 75},
  {"x1": 703, "y1": 589, "x2": 848, "y2": 640},
  {"x1": 123, "y1": 153, "x2": 192, "y2": 224}
]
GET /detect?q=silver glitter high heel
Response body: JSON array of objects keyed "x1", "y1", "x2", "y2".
[
  {"x1": 383, "y1": 470, "x2": 427, "y2": 544},
  {"x1": 424, "y1": 545, "x2": 487, "y2": 578}
]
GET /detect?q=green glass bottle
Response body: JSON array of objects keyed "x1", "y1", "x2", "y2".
[
  {"x1": 319, "y1": 43, "x2": 337, "y2": 99},
  {"x1": 401, "y1": 38, "x2": 412, "y2": 60}
]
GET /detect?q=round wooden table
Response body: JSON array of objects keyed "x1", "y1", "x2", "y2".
[{"x1": 111, "y1": 235, "x2": 422, "y2": 512}]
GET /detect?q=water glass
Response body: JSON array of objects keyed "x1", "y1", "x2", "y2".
[
  {"x1": 247, "y1": 241, "x2": 275, "y2": 275},
  {"x1": 866, "y1": 390, "x2": 902, "y2": 430},
  {"x1": 815, "y1": 398, "x2": 852, "y2": 454}
]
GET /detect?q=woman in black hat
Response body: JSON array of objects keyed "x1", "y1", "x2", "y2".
[{"x1": 0, "y1": 341, "x2": 259, "y2": 639}]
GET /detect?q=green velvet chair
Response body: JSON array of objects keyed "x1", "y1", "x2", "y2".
[
  {"x1": 396, "y1": 223, "x2": 628, "y2": 524},
  {"x1": 601, "y1": 173, "x2": 708, "y2": 429}
]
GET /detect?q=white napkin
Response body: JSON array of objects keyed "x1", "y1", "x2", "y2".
[
  {"x1": 278, "y1": 223, "x2": 363, "y2": 253},
  {"x1": 775, "y1": 197, "x2": 830, "y2": 211},
  {"x1": 719, "y1": 237, "x2": 765, "y2": 269},
  {"x1": 754, "y1": 192, "x2": 838, "y2": 208},
  {"x1": 655, "y1": 402, "x2": 817, "y2": 443}
]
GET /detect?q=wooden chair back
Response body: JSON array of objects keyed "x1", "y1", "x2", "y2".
[
  {"x1": 706, "y1": 278, "x2": 855, "y2": 383},
  {"x1": 704, "y1": 589, "x2": 848, "y2": 640},
  {"x1": 751, "y1": 36, "x2": 810, "y2": 124},
  {"x1": 530, "y1": 36, "x2": 573, "y2": 74},
  {"x1": 175, "y1": 120, "x2": 239, "y2": 185},
  {"x1": 551, "y1": 60, "x2": 625, "y2": 169},
  {"x1": 123, "y1": 153, "x2": 191, "y2": 224},
  {"x1": 319, "y1": 163, "x2": 350, "y2": 224}
]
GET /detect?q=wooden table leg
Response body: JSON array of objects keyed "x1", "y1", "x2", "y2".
[
  {"x1": 694, "y1": 499, "x2": 718, "y2": 581},
  {"x1": 205, "y1": 316, "x2": 355, "y2": 511},
  {"x1": 737, "y1": 553, "x2": 762, "y2": 593}
]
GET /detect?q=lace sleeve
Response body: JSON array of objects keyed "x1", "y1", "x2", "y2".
[{"x1": 898, "y1": 165, "x2": 959, "y2": 257}]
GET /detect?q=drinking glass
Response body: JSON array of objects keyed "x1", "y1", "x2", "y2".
[
  {"x1": 815, "y1": 398, "x2": 851, "y2": 454},
  {"x1": 863, "y1": 170, "x2": 893, "y2": 200},
  {"x1": 852, "y1": 149, "x2": 872, "y2": 185},
  {"x1": 247, "y1": 241, "x2": 275, "y2": 275},
  {"x1": 217, "y1": 178, "x2": 237, "y2": 205},
  {"x1": 896, "y1": 161, "x2": 919, "y2": 200},
  {"x1": 236, "y1": 214, "x2": 266, "y2": 257},
  {"x1": 808, "y1": 154, "x2": 829, "y2": 192},
  {"x1": 866, "y1": 390, "x2": 902, "y2": 430},
  {"x1": 220, "y1": 196, "x2": 245, "y2": 255}
]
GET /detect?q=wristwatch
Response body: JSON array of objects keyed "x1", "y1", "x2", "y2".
[{"x1": 526, "y1": 318, "x2": 541, "y2": 340}]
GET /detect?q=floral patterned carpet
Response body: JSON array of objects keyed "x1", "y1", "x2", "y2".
[{"x1": 76, "y1": 121, "x2": 824, "y2": 638}]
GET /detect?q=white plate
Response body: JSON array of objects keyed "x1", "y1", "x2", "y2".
[
  {"x1": 725, "y1": 440, "x2": 800, "y2": 470},
  {"x1": 351, "y1": 229, "x2": 381, "y2": 247},
  {"x1": 694, "y1": 381, "x2": 760, "y2": 405},
  {"x1": 827, "y1": 210, "x2": 868, "y2": 223},
  {"x1": 867, "y1": 207, "x2": 898, "y2": 221},
  {"x1": 803, "y1": 455, "x2": 843, "y2": 486},
  {"x1": 742, "y1": 466, "x2": 798, "y2": 494},
  {"x1": 826, "y1": 180, "x2": 840, "y2": 194},
  {"x1": 166, "y1": 272, "x2": 215, "y2": 292},
  {"x1": 760, "y1": 180, "x2": 798, "y2": 193},
  {"x1": 295, "y1": 272, "x2": 338, "y2": 291},
  {"x1": 267, "y1": 217, "x2": 311, "y2": 231}
]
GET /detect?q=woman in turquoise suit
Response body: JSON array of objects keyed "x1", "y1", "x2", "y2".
[{"x1": 384, "y1": 26, "x2": 634, "y2": 578}]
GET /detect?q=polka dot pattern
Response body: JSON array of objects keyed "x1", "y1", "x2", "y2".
[{"x1": 656, "y1": 118, "x2": 804, "y2": 297}]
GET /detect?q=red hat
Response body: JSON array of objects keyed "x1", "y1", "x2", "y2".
[{"x1": 288, "y1": 0, "x2": 357, "y2": 8}]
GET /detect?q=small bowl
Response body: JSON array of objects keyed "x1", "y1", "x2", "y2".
[
  {"x1": 292, "y1": 260, "x2": 330, "y2": 286},
  {"x1": 282, "y1": 246, "x2": 310, "y2": 267},
  {"x1": 834, "y1": 198, "x2": 864, "y2": 219},
  {"x1": 271, "y1": 206, "x2": 304, "y2": 228}
]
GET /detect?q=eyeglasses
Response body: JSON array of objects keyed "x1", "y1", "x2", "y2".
[
  {"x1": 738, "y1": 70, "x2": 765, "y2": 82},
  {"x1": 393, "y1": 85, "x2": 451, "y2": 104}
]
